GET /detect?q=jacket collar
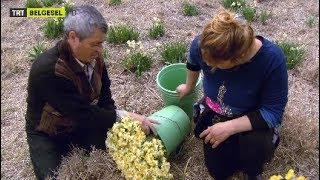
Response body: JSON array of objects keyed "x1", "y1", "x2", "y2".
[{"x1": 57, "y1": 40, "x2": 84, "y2": 74}]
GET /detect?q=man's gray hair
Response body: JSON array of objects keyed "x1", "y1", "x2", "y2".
[{"x1": 63, "y1": 5, "x2": 108, "y2": 40}]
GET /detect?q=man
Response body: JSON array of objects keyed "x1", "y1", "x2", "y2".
[{"x1": 25, "y1": 5, "x2": 157, "y2": 180}]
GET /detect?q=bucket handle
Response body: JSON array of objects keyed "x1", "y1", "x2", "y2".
[{"x1": 152, "y1": 114, "x2": 183, "y2": 135}]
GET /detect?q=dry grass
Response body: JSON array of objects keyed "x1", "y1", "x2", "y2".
[
  {"x1": 1, "y1": 0, "x2": 319, "y2": 179},
  {"x1": 47, "y1": 147, "x2": 123, "y2": 180}
]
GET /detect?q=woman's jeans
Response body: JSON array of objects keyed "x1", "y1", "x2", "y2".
[{"x1": 193, "y1": 98, "x2": 279, "y2": 180}]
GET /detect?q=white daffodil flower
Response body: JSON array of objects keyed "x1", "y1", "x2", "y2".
[
  {"x1": 127, "y1": 40, "x2": 136, "y2": 49},
  {"x1": 153, "y1": 17, "x2": 160, "y2": 22}
]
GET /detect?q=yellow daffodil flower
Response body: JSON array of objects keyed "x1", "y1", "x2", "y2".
[
  {"x1": 106, "y1": 116, "x2": 173, "y2": 179},
  {"x1": 285, "y1": 169, "x2": 295, "y2": 179}
]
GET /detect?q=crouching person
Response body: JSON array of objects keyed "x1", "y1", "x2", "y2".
[
  {"x1": 176, "y1": 9, "x2": 288, "y2": 180},
  {"x1": 25, "y1": 5, "x2": 157, "y2": 180}
]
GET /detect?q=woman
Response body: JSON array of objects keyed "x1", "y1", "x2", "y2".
[{"x1": 176, "y1": 9, "x2": 288, "y2": 180}]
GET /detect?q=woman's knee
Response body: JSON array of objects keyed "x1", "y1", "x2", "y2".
[
  {"x1": 239, "y1": 130, "x2": 276, "y2": 158},
  {"x1": 237, "y1": 129, "x2": 277, "y2": 175},
  {"x1": 203, "y1": 143, "x2": 236, "y2": 179}
]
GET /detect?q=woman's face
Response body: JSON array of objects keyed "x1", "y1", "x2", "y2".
[
  {"x1": 208, "y1": 59, "x2": 237, "y2": 69},
  {"x1": 202, "y1": 50, "x2": 241, "y2": 69}
]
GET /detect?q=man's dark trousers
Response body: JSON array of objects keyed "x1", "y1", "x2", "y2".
[{"x1": 26, "y1": 126, "x2": 107, "y2": 180}]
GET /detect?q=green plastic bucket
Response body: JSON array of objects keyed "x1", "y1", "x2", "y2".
[
  {"x1": 148, "y1": 105, "x2": 190, "y2": 156},
  {"x1": 156, "y1": 63, "x2": 202, "y2": 118}
]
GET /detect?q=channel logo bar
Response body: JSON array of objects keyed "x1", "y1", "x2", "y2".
[{"x1": 10, "y1": 7, "x2": 66, "y2": 18}]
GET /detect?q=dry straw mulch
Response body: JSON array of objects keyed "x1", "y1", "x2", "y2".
[{"x1": 1, "y1": 0, "x2": 318, "y2": 179}]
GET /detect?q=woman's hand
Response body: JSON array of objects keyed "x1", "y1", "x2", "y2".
[
  {"x1": 176, "y1": 84, "x2": 192, "y2": 99},
  {"x1": 199, "y1": 116, "x2": 253, "y2": 148},
  {"x1": 129, "y1": 112, "x2": 160, "y2": 135},
  {"x1": 199, "y1": 121, "x2": 234, "y2": 148}
]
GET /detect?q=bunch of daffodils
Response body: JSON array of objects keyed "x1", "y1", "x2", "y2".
[
  {"x1": 269, "y1": 169, "x2": 306, "y2": 180},
  {"x1": 106, "y1": 116, "x2": 173, "y2": 179}
]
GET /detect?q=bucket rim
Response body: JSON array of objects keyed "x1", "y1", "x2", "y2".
[
  {"x1": 148, "y1": 105, "x2": 190, "y2": 156},
  {"x1": 156, "y1": 63, "x2": 202, "y2": 94}
]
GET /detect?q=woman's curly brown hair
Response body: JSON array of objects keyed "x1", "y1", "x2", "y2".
[{"x1": 200, "y1": 9, "x2": 255, "y2": 65}]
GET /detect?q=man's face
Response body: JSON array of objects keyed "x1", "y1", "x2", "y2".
[{"x1": 68, "y1": 27, "x2": 106, "y2": 64}]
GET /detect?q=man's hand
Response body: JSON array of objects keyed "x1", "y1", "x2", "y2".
[
  {"x1": 129, "y1": 112, "x2": 160, "y2": 135},
  {"x1": 199, "y1": 121, "x2": 234, "y2": 148}
]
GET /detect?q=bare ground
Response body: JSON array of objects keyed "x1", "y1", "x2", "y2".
[{"x1": 1, "y1": 0, "x2": 319, "y2": 179}]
